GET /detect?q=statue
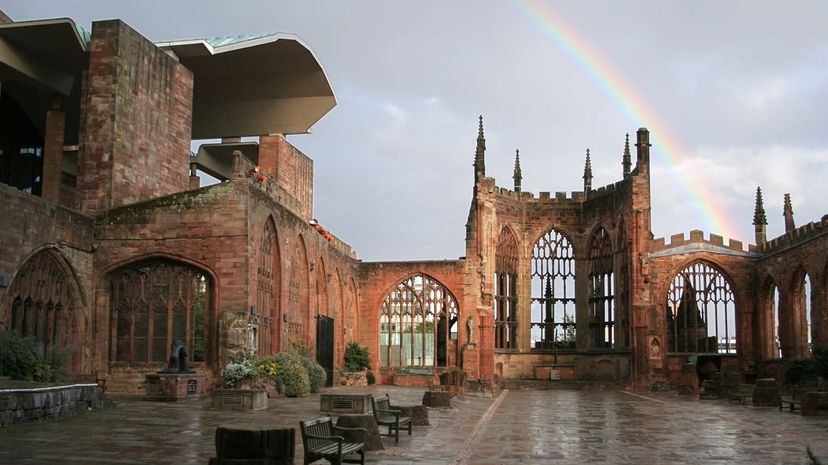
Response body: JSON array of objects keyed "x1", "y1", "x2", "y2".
[
  {"x1": 466, "y1": 316, "x2": 475, "y2": 344},
  {"x1": 160, "y1": 339, "x2": 194, "y2": 373}
]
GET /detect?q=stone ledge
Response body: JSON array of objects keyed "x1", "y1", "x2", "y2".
[{"x1": 0, "y1": 384, "x2": 103, "y2": 425}]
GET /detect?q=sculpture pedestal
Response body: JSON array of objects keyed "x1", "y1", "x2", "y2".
[
  {"x1": 393, "y1": 404, "x2": 429, "y2": 426},
  {"x1": 144, "y1": 372, "x2": 206, "y2": 401},
  {"x1": 422, "y1": 390, "x2": 451, "y2": 408}
]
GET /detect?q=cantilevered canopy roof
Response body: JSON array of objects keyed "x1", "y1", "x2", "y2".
[
  {"x1": 194, "y1": 141, "x2": 259, "y2": 180},
  {"x1": 158, "y1": 33, "x2": 336, "y2": 139}
]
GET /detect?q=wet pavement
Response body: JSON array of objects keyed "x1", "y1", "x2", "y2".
[{"x1": 1, "y1": 385, "x2": 827, "y2": 464}]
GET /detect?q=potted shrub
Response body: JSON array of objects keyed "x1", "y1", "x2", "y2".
[{"x1": 340, "y1": 342, "x2": 374, "y2": 386}]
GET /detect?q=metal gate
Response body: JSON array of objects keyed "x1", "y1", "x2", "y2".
[{"x1": 316, "y1": 315, "x2": 334, "y2": 387}]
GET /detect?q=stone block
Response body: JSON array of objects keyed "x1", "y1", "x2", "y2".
[
  {"x1": 211, "y1": 389, "x2": 267, "y2": 410},
  {"x1": 422, "y1": 391, "x2": 451, "y2": 408}
]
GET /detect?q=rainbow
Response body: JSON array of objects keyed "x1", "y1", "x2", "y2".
[{"x1": 510, "y1": 0, "x2": 739, "y2": 239}]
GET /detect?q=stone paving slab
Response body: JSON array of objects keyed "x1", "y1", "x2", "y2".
[{"x1": 0, "y1": 386, "x2": 826, "y2": 464}]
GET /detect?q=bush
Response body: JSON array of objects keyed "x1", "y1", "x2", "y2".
[
  {"x1": 784, "y1": 358, "x2": 818, "y2": 387},
  {"x1": 366, "y1": 371, "x2": 376, "y2": 385},
  {"x1": 0, "y1": 332, "x2": 68, "y2": 382},
  {"x1": 344, "y1": 342, "x2": 371, "y2": 372},
  {"x1": 221, "y1": 350, "x2": 258, "y2": 388},
  {"x1": 274, "y1": 349, "x2": 310, "y2": 397},
  {"x1": 303, "y1": 357, "x2": 327, "y2": 393}
]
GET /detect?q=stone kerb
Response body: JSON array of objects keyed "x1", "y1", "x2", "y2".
[{"x1": 0, "y1": 384, "x2": 103, "y2": 425}]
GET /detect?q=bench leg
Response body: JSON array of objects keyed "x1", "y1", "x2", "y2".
[{"x1": 395, "y1": 421, "x2": 399, "y2": 443}]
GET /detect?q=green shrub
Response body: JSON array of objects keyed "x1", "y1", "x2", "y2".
[
  {"x1": 274, "y1": 349, "x2": 310, "y2": 397},
  {"x1": 0, "y1": 332, "x2": 68, "y2": 382},
  {"x1": 366, "y1": 370, "x2": 376, "y2": 385},
  {"x1": 221, "y1": 350, "x2": 258, "y2": 388},
  {"x1": 783, "y1": 358, "x2": 817, "y2": 387},
  {"x1": 303, "y1": 357, "x2": 327, "y2": 393},
  {"x1": 813, "y1": 345, "x2": 828, "y2": 379},
  {"x1": 344, "y1": 342, "x2": 371, "y2": 372}
]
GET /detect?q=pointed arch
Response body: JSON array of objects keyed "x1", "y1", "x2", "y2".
[
  {"x1": 665, "y1": 260, "x2": 736, "y2": 354},
  {"x1": 759, "y1": 275, "x2": 782, "y2": 359},
  {"x1": 616, "y1": 215, "x2": 631, "y2": 348},
  {"x1": 287, "y1": 234, "x2": 309, "y2": 346},
  {"x1": 108, "y1": 258, "x2": 211, "y2": 366},
  {"x1": 347, "y1": 277, "x2": 359, "y2": 346},
  {"x1": 331, "y1": 269, "x2": 344, "y2": 364},
  {"x1": 588, "y1": 226, "x2": 615, "y2": 349},
  {"x1": 530, "y1": 227, "x2": 576, "y2": 351},
  {"x1": 3, "y1": 247, "x2": 84, "y2": 372},
  {"x1": 316, "y1": 257, "x2": 329, "y2": 318},
  {"x1": 494, "y1": 226, "x2": 519, "y2": 350},
  {"x1": 791, "y1": 267, "x2": 813, "y2": 355},
  {"x1": 379, "y1": 273, "x2": 459, "y2": 368},
  {"x1": 256, "y1": 216, "x2": 281, "y2": 355}
]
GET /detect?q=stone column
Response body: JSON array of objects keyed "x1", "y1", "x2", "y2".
[{"x1": 42, "y1": 99, "x2": 66, "y2": 203}]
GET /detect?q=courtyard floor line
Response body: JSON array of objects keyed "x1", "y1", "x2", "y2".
[
  {"x1": 619, "y1": 390, "x2": 666, "y2": 403},
  {"x1": 455, "y1": 389, "x2": 509, "y2": 465}
]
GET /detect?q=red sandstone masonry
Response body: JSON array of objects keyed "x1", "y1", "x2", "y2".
[{"x1": 76, "y1": 20, "x2": 192, "y2": 213}]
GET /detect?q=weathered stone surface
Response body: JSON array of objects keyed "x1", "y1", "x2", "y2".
[
  {"x1": 422, "y1": 391, "x2": 451, "y2": 408},
  {"x1": 0, "y1": 385, "x2": 103, "y2": 425},
  {"x1": 335, "y1": 413, "x2": 382, "y2": 451}
]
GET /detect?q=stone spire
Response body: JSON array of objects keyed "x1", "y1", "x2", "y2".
[
  {"x1": 583, "y1": 148, "x2": 593, "y2": 195},
  {"x1": 513, "y1": 149, "x2": 522, "y2": 193},
  {"x1": 753, "y1": 187, "x2": 767, "y2": 245},
  {"x1": 783, "y1": 193, "x2": 795, "y2": 233},
  {"x1": 474, "y1": 115, "x2": 486, "y2": 181},
  {"x1": 622, "y1": 133, "x2": 631, "y2": 178}
]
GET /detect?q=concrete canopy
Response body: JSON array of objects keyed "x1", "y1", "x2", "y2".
[{"x1": 157, "y1": 34, "x2": 337, "y2": 139}]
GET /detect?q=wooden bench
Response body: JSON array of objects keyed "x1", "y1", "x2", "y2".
[
  {"x1": 299, "y1": 416, "x2": 365, "y2": 465},
  {"x1": 371, "y1": 394, "x2": 412, "y2": 443},
  {"x1": 728, "y1": 384, "x2": 755, "y2": 404},
  {"x1": 780, "y1": 396, "x2": 801, "y2": 412}
]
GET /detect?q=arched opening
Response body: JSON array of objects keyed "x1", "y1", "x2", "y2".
[
  {"x1": 494, "y1": 227, "x2": 518, "y2": 350},
  {"x1": 256, "y1": 218, "x2": 281, "y2": 355},
  {"x1": 287, "y1": 235, "x2": 309, "y2": 346},
  {"x1": 379, "y1": 274, "x2": 458, "y2": 368},
  {"x1": 530, "y1": 228, "x2": 576, "y2": 351},
  {"x1": 108, "y1": 258, "x2": 210, "y2": 367},
  {"x1": 793, "y1": 271, "x2": 813, "y2": 355},
  {"x1": 588, "y1": 227, "x2": 614, "y2": 349},
  {"x1": 665, "y1": 261, "x2": 736, "y2": 354},
  {"x1": 3, "y1": 249, "x2": 82, "y2": 372}
]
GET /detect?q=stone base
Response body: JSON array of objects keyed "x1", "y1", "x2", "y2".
[
  {"x1": 801, "y1": 391, "x2": 828, "y2": 417},
  {"x1": 144, "y1": 373, "x2": 206, "y2": 401},
  {"x1": 393, "y1": 404, "x2": 429, "y2": 426},
  {"x1": 422, "y1": 390, "x2": 451, "y2": 408},
  {"x1": 208, "y1": 424, "x2": 294, "y2": 465},
  {"x1": 752, "y1": 378, "x2": 780, "y2": 407},
  {"x1": 212, "y1": 389, "x2": 268, "y2": 410},
  {"x1": 320, "y1": 393, "x2": 372, "y2": 414},
  {"x1": 335, "y1": 413, "x2": 383, "y2": 451}
]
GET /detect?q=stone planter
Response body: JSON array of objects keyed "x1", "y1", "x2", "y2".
[
  {"x1": 339, "y1": 370, "x2": 368, "y2": 386},
  {"x1": 211, "y1": 389, "x2": 267, "y2": 410}
]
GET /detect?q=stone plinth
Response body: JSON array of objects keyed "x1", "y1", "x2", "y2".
[
  {"x1": 752, "y1": 378, "x2": 780, "y2": 407},
  {"x1": 320, "y1": 393, "x2": 372, "y2": 414},
  {"x1": 212, "y1": 389, "x2": 267, "y2": 410},
  {"x1": 393, "y1": 404, "x2": 429, "y2": 426},
  {"x1": 801, "y1": 391, "x2": 828, "y2": 417},
  {"x1": 422, "y1": 390, "x2": 451, "y2": 408},
  {"x1": 208, "y1": 424, "x2": 294, "y2": 465},
  {"x1": 144, "y1": 373, "x2": 206, "y2": 401},
  {"x1": 335, "y1": 413, "x2": 383, "y2": 451}
]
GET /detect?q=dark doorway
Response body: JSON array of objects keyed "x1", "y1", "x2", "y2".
[{"x1": 316, "y1": 315, "x2": 334, "y2": 387}]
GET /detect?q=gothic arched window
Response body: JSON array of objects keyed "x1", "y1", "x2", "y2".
[
  {"x1": 666, "y1": 262, "x2": 735, "y2": 354},
  {"x1": 588, "y1": 227, "x2": 614, "y2": 349},
  {"x1": 379, "y1": 275, "x2": 458, "y2": 368},
  {"x1": 494, "y1": 228, "x2": 519, "y2": 350},
  {"x1": 109, "y1": 259, "x2": 210, "y2": 365},
  {"x1": 531, "y1": 229, "x2": 576, "y2": 351}
]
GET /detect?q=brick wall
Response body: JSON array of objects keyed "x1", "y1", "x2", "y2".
[
  {"x1": 76, "y1": 20, "x2": 193, "y2": 213},
  {"x1": 258, "y1": 135, "x2": 313, "y2": 221}
]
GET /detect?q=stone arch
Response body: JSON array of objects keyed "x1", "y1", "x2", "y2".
[
  {"x1": 790, "y1": 267, "x2": 813, "y2": 355},
  {"x1": 530, "y1": 227, "x2": 576, "y2": 351},
  {"x1": 615, "y1": 215, "x2": 631, "y2": 348},
  {"x1": 494, "y1": 226, "x2": 519, "y2": 350},
  {"x1": 663, "y1": 259, "x2": 736, "y2": 354},
  {"x1": 587, "y1": 226, "x2": 615, "y2": 348},
  {"x1": 378, "y1": 273, "x2": 459, "y2": 368},
  {"x1": 256, "y1": 216, "x2": 281, "y2": 355},
  {"x1": 288, "y1": 234, "x2": 310, "y2": 347},
  {"x1": 758, "y1": 275, "x2": 782, "y2": 359},
  {"x1": 316, "y1": 256, "x2": 329, "y2": 318},
  {"x1": 2, "y1": 246, "x2": 85, "y2": 373},
  {"x1": 107, "y1": 257, "x2": 214, "y2": 369},
  {"x1": 331, "y1": 269, "x2": 344, "y2": 364},
  {"x1": 347, "y1": 277, "x2": 359, "y2": 346}
]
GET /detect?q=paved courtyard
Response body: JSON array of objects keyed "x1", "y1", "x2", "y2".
[{"x1": 1, "y1": 385, "x2": 827, "y2": 464}]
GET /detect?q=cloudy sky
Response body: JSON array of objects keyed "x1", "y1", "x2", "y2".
[{"x1": 7, "y1": 1, "x2": 828, "y2": 261}]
